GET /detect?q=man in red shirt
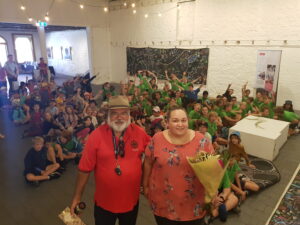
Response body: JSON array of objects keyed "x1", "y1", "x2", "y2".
[{"x1": 71, "y1": 95, "x2": 150, "y2": 225}]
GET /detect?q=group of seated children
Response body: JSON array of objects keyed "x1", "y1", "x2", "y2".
[{"x1": 0, "y1": 69, "x2": 298, "y2": 221}]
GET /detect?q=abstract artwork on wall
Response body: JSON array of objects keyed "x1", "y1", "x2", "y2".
[{"x1": 127, "y1": 47, "x2": 209, "y2": 84}]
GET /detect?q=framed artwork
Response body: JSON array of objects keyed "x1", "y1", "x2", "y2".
[
  {"x1": 62, "y1": 46, "x2": 72, "y2": 60},
  {"x1": 127, "y1": 47, "x2": 209, "y2": 84},
  {"x1": 47, "y1": 46, "x2": 53, "y2": 59}
]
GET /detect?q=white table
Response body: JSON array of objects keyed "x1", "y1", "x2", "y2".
[{"x1": 229, "y1": 115, "x2": 289, "y2": 161}]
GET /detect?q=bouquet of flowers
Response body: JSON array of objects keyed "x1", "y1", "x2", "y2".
[
  {"x1": 187, "y1": 151, "x2": 228, "y2": 203},
  {"x1": 58, "y1": 207, "x2": 86, "y2": 225}
]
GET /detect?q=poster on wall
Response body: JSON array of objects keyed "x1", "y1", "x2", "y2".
[
  {"x1": 46, "y1": 47, "x2": 53, "y2": 59},
  {"x1": 254, "y1": 50, "x2": 282, "y2": 93},
  {"x1": 127, "y1": 47, "x2": 209, "y2": 84}
]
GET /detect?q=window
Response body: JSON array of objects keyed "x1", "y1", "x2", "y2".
[
  {"x1": 0, "y1": 36, "x2": 8, "y2": 67},
  {"x1": 13, "y1": 34, "x2": 35, "y2": 63}
]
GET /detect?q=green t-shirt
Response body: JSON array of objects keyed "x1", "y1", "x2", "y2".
[
  {"x1": 161, "y1": 90, "x2": 169, "y2": 98},
  {"x1": 200, "y1": 116, "x2": 209, "y2": 123},
  {"x1": 219, "y1": 171, "x2": 231, "y2": 189},
  {"x1": 189, "y1": 110, "x2": 201, "y2": 120},
  {"x1": 170, "y1": 80, "x2": 180, "y2": 91},
  {"x1": 232, "y1": 104, "x2": 239, "y2": 111},
  {"x1": 215, "y1": 107, "x2": 225, "y2": 118},
  {"x1": 207, "y1": 121, "x2": 217, "y2": 136},
  {"x1": 178, "y1": 81, "x2": 191, "y2": 90},
  {"x1": 259, "y1": 102, "x2": 275, "y2": 118},
  {"x1": 241, "y1": 108, "x2": 248, "y2": 118},
  {"x1": 283, "y1": 111, "x2": 300, "y2": 122},
  {"x1": 138, "y1": 74, "x2": 151, "y2": 92},
  {"x1": 253, "y1": 98, "x2": 264, "y2": 108},
  {"x1": 227, "y1": 162, "x2": 241, "y2": 183},
  {"x1": 143, "y1": 104, "x2": 153, "y2": 116},
  {"x1": 242, "y1": 96, "x2": 249, "y2": 102},
  {"x1": 221, "y1": 110, "x2": 236, "y2": 119},
  {"x1": 176, "y1": 98, "x2": 182, "y2": 106}
]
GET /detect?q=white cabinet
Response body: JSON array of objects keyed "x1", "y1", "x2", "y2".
[{"x1": 229, "y1": 115, "x2": 289, "y2": 161}]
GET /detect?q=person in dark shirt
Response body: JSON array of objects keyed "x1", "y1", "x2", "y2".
[
  {"x1": 223, "y1": 83, "x2": 234, "y2": 102},
  {"x1": 24, "y1": 136, "x2": 61, "y2": 185}
]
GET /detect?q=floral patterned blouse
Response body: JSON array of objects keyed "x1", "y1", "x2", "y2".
[{"x1": 145, "y1": 131, "x2": 214, "y2": 221}]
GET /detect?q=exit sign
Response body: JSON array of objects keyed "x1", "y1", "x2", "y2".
[{"x1": 37, "y1": 21, "x2": 48, "y2": 27}]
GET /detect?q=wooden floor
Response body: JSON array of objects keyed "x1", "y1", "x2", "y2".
[{"x1": 0, "y1": 99, "x2": 299, "y2": 225}]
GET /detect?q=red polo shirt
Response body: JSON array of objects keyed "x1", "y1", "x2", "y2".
[{"x1": 78, "y1": 123, "x2": 150, "y2": 213}]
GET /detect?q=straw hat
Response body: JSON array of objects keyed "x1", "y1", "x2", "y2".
[{"x1": 108, "y1": 96, "x2": 129, "y2": 109}]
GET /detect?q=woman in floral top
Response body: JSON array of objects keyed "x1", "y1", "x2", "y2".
[{"x1": 143, "y1": 106, "x2": 214, "y2": 225}]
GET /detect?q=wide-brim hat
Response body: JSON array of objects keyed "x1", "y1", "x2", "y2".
[{"x1": 108, "y1": 96, "x2": 129, "y2": 109}]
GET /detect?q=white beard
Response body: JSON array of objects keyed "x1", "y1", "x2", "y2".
[{"x1": 107, "y1": 116, "x2": 131, "y2": 133}]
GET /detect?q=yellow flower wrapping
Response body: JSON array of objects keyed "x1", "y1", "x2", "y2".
[{"x1": 187, "y1": 152, "x2": 228, "y2": 203}]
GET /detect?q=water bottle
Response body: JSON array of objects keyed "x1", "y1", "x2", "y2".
[{"x1": 74, "y1": 202, "x2": 86, "y2": 215}]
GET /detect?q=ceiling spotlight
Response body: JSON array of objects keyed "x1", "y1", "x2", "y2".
[
  {"x1": 28, "y1": 18, "x2": 33, "y2": 22},
  {"x1": 104, "y1": 7, "x2": 108, "y2": 12},
  {"x1": 20, "y1": 5, "x2": 26, "y2": 10},
  {"x1": 45, "y1": 16, "x2": 50, "y2": 22},
  {"x1": 158, "y1": 13, "x2": 162, "y2": 17},
  {"x1": 144, "y1": 14, "x2": 148, "y2": 18},
  {"x1": 131, "y1": 3, "x2": 136, "y2": 8},
  {"x1": 133, "y1": 9, "x2": 137, "y2": 14},
  {"x1": 124, "y1": 2, "x2": 127, "y2": 7},
  {"x1": 80, "y1": 4, "x2": 84, "y2": 9}
]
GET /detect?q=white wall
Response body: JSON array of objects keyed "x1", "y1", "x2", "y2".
[
  {"x1": 46, "y1": 29, "x2": 89, "y2": 76},
  {"x1": 109, "y1": 0, "x2": 300, "y2": 109},
  {"x1": 0, "y1": 30, "x2": 41, "y2": 62},
  {"x1": 0, "y1": 0, "x2": 111, "y2": 82}
]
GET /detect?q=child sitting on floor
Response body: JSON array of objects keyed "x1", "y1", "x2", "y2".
[
  {"x1": 228, "y1": 156, "x2": 260, "y2": 201},
  {"x1": 228, "y1": 131, "x2": 255, "y2": 168},
  {"x1": 23, "y1": 136, "x2": 61, "y2": 186},
  {"x1": 56, "y1": 130, "x2": 82, "y2": 163}
]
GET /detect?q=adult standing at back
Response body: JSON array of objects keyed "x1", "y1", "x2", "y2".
[
  {"x1": 70, "y1": 95, "x2": 150, "y2": 225},
  {"x1": 4, "y1": 54, "x2": 19, "y2": 95},
  {"x1": 143, "y1": 106, "x2": 215, "y2": 225}
]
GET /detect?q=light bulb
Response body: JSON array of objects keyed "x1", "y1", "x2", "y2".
[
  {"x1": 45, "y1": 16, "x2": 50, "y2": 22},
  {"x1": 158, "y1": 13, "x2": 162, "y2": 17},
  {"x1": 28, "y1": 18, "x2": 33, "y2": 22},
  {"x1": 20, "y1": 5, "x2": 26, "y2": 10},
  {"x1": 124, "y1": 2, "x2": 127, "y2": 6},
  {"x1": 80, "y1": 4, "x2": 84, "y2": 9},
  {"x1": 133, "y1": 9, "x2": 137, "y2": 14},
  {"x1": 144, "y1": 14, "x2": 148, "y2": 18},
  {"x1": 131, "y1": 3, "x2": 135, "y2": 8},
  {"x1": 177, "y1": 4, "x2": 181, "y2": 9},
  {"x1": 104, "y1": 7, "x2": 108, "y2": 12}
]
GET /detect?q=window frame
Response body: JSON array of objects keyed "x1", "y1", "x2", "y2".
[
  {"x1": 0, "y1": 35, "x2": 8, "y2": 66},
  {"x1": 12, "y1": 33, "x2": 36, "y2": 63}
]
